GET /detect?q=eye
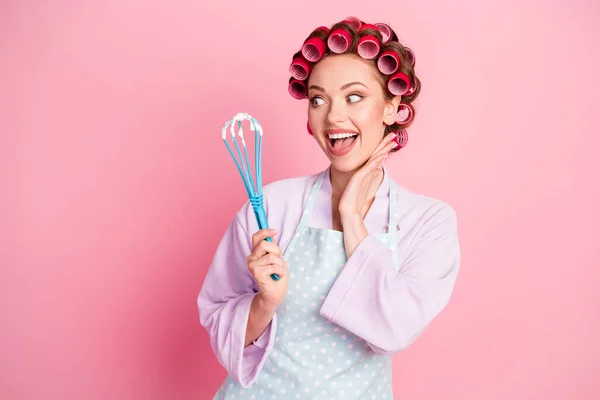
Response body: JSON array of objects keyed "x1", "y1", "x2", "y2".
[
  {"x1": 347, "y1": 94, "x2": 363, "y2": 103},
  {"x1": 310, "y1": 97, "x2": 325, "y2": 107}
]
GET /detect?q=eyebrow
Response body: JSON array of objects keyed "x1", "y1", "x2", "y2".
[{"x1": 308, "y1": 81, "x2": 368, "y2": 92}]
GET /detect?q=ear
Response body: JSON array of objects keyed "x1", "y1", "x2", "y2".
[{"x1": 383, "y1": 95, "x2": 401, "y2": 125}]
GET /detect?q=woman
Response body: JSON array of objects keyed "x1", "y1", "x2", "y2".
[{"x1": 198, "y1": 17, "x2": 460, "y2": 400}]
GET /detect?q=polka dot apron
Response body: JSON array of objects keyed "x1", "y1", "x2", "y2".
[{"x1": 215, "y1": 170, "x2": 400, "y2": 399}]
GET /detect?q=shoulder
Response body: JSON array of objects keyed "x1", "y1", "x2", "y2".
[
  {"x1": 392, "y1": 178, "x2": 459, "y2": 235},
  {"x1": 263, "y1": 172, "x2": 319, "y2": 200},
  {"x1": 262, "y1": 172, "x2": 321, "y2": 224}
]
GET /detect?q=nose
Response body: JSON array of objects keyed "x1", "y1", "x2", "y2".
[{"x1": 325, "y1": 99, "x2": 347, "y2": 126}]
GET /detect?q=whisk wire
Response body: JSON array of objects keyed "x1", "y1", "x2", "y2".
[{"x1": 222, "y1": 113, "x2": 279, "y2": 281}]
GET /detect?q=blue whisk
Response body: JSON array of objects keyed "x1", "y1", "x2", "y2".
[{"x1": 222, "y1": 113, "x2": 280, "y2": 281}]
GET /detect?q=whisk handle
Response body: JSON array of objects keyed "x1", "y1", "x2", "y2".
[{"x1": 250, "y1": 196, "x2": 280, "y2": 281}]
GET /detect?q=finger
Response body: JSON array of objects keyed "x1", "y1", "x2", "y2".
[
  {"x1": 254, "y1": 263, "x2": 286, "y2": 280},
  {"x1": 249, "y1": 254, "x2": 283, "y2": 271},
  {"x1": 356, "y1": 154, "x2": 385, "y2": 179},
  {"x1": 259, "y1": 253, "x2": 284, "y2": 268},
  {"x1": 369, "y1": 140, "x2": 398, "y2": 162},
  {"x1": 251, "y1": 228, "x2": 277, "y2": 249},
  {"x1": 248, "y1": 240, "x2": 282, "y2": 263},
  {"x1": 365, "y1": 149, "x2": 390, "y2": 171},
  {"x1": 251, "y1": 228, "x2": 278, "y2": 249},
  {"x1": 368, "y1": 152, "x2": 388, "y2": 172},
  {"x1": 258, "y1": 240, "x2": 282, "y2": 257},
  {"x1": 358, "y1": 136, "x2": 393, "y2": 175},
  {"x1": 364, "y1": 138, "x2": 396, "y2": 171}
]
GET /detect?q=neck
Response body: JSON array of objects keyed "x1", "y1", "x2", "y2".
[
  {"x1": 329, "y1": 166, "x2": 354, "y2": 199},
  {"x1": 329, "y1": 163, "x2": 385, "y2": 200}
]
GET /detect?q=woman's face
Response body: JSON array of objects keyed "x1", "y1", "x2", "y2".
[{"x1": 307, "y1": 53, "x2": 399, "y2": 172}]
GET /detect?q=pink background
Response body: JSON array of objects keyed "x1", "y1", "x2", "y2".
[{"x1": 2, "y1": 0, "x2": 599, "y2": 399}]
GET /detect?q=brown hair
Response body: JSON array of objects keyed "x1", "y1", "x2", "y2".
[{"x1": 290, "y1": 19, "x2": 421, "y2": 152}]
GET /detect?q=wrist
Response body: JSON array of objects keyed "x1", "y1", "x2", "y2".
[
  {"x1": 255, "y1": 293, "x2": 279, "y2": 313},
  {"x1": 246, "y1": 294, "x2": 277, "y2": 347},
  {"x1": 340, "y1": 212, "x2": 362, "y2": 226},
  {"x1": 340, "y1": 212, "x2": 369, "y2": 259}
]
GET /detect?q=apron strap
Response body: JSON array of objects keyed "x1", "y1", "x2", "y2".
[
  {"x1": 295, "y1": 169, "x2": 327, "y2": 231},
  {"x1": 298, "y1": 167, "x2": 398, "y2": 232},
  {"x1": 289, "y1": 166, "x2": 400, "y2": 268}
]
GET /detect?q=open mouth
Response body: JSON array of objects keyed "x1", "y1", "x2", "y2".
[{"x1": 327, "y1": 132, "x2": 359, "y2": 156}]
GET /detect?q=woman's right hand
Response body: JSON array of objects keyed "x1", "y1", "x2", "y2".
[{"x1": 246, "y1": 228, "x2": 289, "y2": 308}]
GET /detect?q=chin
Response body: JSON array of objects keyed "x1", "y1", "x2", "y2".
[{"x1": 329, "y1": 155, "x2": 366, "y2": 173}]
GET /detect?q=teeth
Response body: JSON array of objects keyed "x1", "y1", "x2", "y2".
[{"x1": 328, "y1": 133, "x2": 358, "y2": 139}]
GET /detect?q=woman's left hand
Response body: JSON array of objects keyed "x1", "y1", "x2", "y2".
[{"x1": 338, "y1": 132, "x2": 398, "y2": 220}]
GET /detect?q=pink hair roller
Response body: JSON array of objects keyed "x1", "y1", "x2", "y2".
[
  {"x1": 357, "y1": 35, "x2": 380, "y2": 59},
  {"x1": 343, "y1": 16, "x2": 362, "y2": 30},
  {"x1": 288, "y1": 78, "x2": 307, "y2": 99},
  {"x1": 387, "y1": 71, "x2": 411, "y2": 96},
  {"x1": 327, "y1": 28, "x2": 351, "y2": 53},
  {"x1": 289, "y1": 55, "x2": 312, "y2": 80},
  {"x1": 302, "y1": 36, "x2": 326, "y2": 62},
  {"x1": 395, "y1": 104, "x2": 414, "y2": 125},
  {"x1": 359, "y1": 23, "x2": 379, "y2": 32},
  {"x1": 404, "y1": 77, "x2": 419, "y2": 96},
  {"x1": 404, "y1": 47, "x2": 416, "y2": 67},
  {"x1": 394, "y1": 129, "x2": 409, "y2": 148},
  {"x1": 375, "y1": 23, "x2": 392, "y2": 43},
  {"x1": 377, "y1": 50, "x2": 400, "y2": 75}
]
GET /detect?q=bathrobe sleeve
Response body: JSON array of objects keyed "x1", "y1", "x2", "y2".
[
  {"x1": 319, "y1": 201, "x2": 461, "y2": 354},
  {"x1": 197, "y1": 203, "x2": 277, "y2": 387}
]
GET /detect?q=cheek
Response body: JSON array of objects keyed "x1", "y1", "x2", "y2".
[
  {"x1": 354, "y1": 101, "x2": 384, "y2": 124},
  {"x1": 307, "y1": 109, "x2": 322, "y2": 129},
  {"x1": 307, "y1": 111, "x2": 326, "y2": 146},
  {"x1": 351, "y1": 108, "x2": 385, "y2": 153},
  {"x1": 354, "y1": 106, "x2": 385, "y2": 138}
]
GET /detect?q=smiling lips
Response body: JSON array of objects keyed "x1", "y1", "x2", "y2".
[{"x1": 325, "y1": 128, "x2": 359, "y2": 157}]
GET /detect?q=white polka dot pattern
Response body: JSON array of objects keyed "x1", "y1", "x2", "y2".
[{"x1": 212, "y1": 171, "x2": 399, "y2": 399}]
